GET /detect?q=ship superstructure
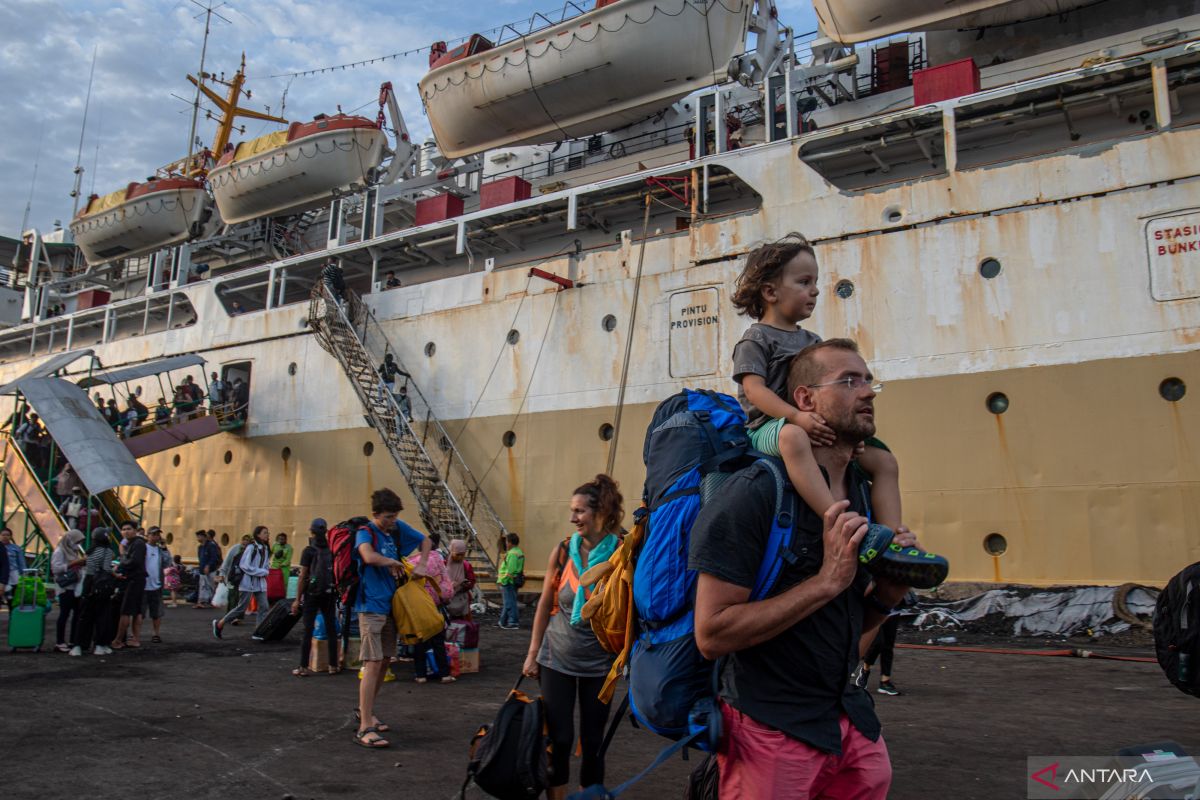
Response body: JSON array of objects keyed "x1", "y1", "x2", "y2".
[{"x1": 4, "y1": 0, "x2": 1200, "y2": 587}]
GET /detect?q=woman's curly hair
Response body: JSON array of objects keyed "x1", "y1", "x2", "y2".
[
  {"x1": 572, "y1": 474, "x2": 624, "y2": 533},
  {"x1": 731, "y1": 232, "x2": 816, "y2": 320}
]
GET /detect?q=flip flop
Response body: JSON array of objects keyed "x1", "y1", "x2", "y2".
[
  {"x1": 293, "y1": 668, "x2": 311, "y2": 677},
  {"x1": 110, "y1": 642, "x2": 126, "y2": 650},
  {"x1": 353, "y1": 727, "x2": 389, "y2": 749}
]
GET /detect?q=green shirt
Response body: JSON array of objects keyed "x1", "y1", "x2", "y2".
[
  {"x1": 270, "y1": 543, "x2": 293, "y2": 571},
  {"x1": 497, "y1": 546, "x2": 524, "y2": 585}
]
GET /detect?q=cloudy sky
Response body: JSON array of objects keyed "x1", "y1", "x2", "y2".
[{"x1": 0, "y1": 0, "x2": 817, "y2": 238}]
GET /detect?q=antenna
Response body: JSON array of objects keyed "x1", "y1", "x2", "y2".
[
  {"x1": 89, "y1": 106, "x2": 103, "y2": 196},
  {"x1": 20, "y1": 121, "x2": 44, "y2": 235},
  {"x1": 69, "y1": 46, "x2": 98, "y2": 218},
  {"x1": 185, "y1": 0, "x2": 232, "y2": 176}
]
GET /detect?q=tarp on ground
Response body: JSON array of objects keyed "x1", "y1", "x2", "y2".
[
  {"x1": 0, "y1": 349, "x2": 95, "y2": 395},
  {"x1": 911, "y1": 586, "x2": 1159, "y2": 638},
  {"x1": 16, "y1": 376, "x2": 161, "y2": 497},
  {"x1": 77, "y1": 353, "x2": 205, "y2": 388}
]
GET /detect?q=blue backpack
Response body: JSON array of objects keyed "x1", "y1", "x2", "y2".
[
  {"x1": 570, "y1": 390, "x2": 799, "y2": 800},
  {"x1": 631, "y1": 391, "x2": 797, "y2": 737}
]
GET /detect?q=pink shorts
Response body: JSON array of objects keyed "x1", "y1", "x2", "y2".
[{"x1": 717, "y1": 702, "x2": 891, "y2": 800}]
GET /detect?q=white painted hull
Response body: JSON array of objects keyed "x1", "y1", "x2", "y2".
[
  {"x1": 420, "y1": 0, "x2": 751, "y2": 157},
  {"x1": 208, "y1": 127, "x2": 386, "y2": 224},
  {"x1": 70, "y1": 188, "x2": 211, "y2": 266},
  {"x1": 813, "y1": 0, "x2": 1098, "y2": 43}
]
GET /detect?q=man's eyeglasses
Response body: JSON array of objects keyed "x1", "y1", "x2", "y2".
[{"x1": 807, "y1": 376, "x2": 884, "y2": 394}]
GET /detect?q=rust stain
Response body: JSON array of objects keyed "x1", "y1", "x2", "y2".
[
  {"x1": 993, "y1": 414, "x2": 1031, "y2": 538},
  {"x1": 992, "y1": 554, "x2": 1002, "y2": 583}
]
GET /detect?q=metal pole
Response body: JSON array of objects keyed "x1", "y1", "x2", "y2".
[{"x1": 606, "y1": 195, "x2": 652, "y2": 477}]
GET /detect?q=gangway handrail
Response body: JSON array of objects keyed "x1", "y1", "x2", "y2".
[{"x1": 347, "y1": 290, "x2": 511, "y2": 546}]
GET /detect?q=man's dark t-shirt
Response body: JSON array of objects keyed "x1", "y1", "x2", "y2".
[
  {"x1": 688, "y1": 461, "x2": 878, "y2": 754},
  {"x1": 119, "y1": 537, "x2": 148, "y2": 582}
]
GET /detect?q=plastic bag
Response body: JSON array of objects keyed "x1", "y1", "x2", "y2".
[{"x1": 212, "y1": 581, "x2": 229, "y2": 609}]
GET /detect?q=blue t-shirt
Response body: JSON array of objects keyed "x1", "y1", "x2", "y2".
[{"x1": 353, "y1": 521, "x2": 426, "y2": 614}]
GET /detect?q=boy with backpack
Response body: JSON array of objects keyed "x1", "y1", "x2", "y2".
[
  {"x1": 353, "y1": 489, "x2": 431, "y2": 749},
  {"x1": 292, "y1": 518, "x2": 338, "y2": 676}
]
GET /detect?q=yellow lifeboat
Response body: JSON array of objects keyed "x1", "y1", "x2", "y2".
[
  {"x1": 70, "y1": 177, "x2": 212, "y2": 265},
  {"x1": 419, "y1": 0, "x2": 752, "y2": 158}
]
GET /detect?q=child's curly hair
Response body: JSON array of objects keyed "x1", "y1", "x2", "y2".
[{"x1": 731, "y1": 233, "x2": 816, "y2": 320}]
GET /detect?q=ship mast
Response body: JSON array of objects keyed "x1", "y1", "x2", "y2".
[
  {"x1": 184, "y1": 0, "x2": 229, "y2": 177},
  {"x1": 68, "y1": 47, "x2": 97, "y2": 219},
  {"x1": 189, "y1": 54, "x2": 288, "y2": 170}
]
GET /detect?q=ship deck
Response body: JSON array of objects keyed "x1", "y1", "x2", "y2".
[{"x1": 1, "y1": 604, "x2": 1196, "y2": 798}]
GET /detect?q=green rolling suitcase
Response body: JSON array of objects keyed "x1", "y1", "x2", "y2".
[{"x1": 8, "y1": 574, "x2": 46, "y2": 652}]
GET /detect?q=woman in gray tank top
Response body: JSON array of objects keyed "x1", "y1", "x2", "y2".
[{"x1": 523, "y1": 475, "x2": 623, "y2": 799}]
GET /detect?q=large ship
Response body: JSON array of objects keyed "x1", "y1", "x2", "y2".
[{"x1": 4, "y1": 0, "x2": 1199, "y2": 589}]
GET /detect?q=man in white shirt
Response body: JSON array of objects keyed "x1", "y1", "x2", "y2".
[{"x1": 134, "y1": 527, "x2": 169, "y2": 644}]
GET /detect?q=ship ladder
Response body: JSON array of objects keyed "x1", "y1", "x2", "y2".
[
  {"x1": 306, "y1": 284, "x2": 503, "y2": 583},
  {"x1": 0, "y1": 434, "x2": 71, "y2": 579}
]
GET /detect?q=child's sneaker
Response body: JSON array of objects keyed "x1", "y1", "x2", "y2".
[
  {"x1": 872, "y1": 543, "x2": 949, "y2": 590},
  {"x1": 859, "y1": 524, "x2": 949, "y2": 589}
]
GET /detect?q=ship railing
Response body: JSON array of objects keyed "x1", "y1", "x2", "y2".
[
  {"x1": 486, "y1": 0, "x2": 594, "y2": 48},
  {"x1": 345, "y1": 290, "x2": 509, "y2": 561}
]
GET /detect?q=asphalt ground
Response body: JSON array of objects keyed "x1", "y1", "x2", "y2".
[{"x1": 2, "y1": 602, "x2": 1198, "y2": 800}]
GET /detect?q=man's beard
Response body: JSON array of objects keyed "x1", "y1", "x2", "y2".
[{"x1": 827, "y1": 406, "x2": 876, "y2": 444}]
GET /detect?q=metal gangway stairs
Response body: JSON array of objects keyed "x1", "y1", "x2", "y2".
[{"x1": 307, "y1": 285, "x2": 503, "y2": 582}]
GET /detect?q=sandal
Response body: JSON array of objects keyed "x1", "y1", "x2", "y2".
[
  {"x1": 353, "y1": 709, "x2": 389, "y2": 732},
  {"x1": 353, "y1": 727, "x2": 389, "y2": 749},
  {"x1": 293, "y1": 668, "x2": 311, "y2": 677},
  {"x1": 110, "y1": 642, "x2": 126, "y2": 650},
  {"x1": 151, "y1": 636, "x2": 162, "y2": 644}
]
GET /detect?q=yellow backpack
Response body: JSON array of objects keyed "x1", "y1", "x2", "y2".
[
  {"x1": 391, "y1": 565, "x2": 445, "y2": 645},
  {"x1": 580, "y1": 508, "x2": 646, "y2": 703}
]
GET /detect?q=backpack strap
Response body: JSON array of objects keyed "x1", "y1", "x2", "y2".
[{"x1": 749, "y1": 458, "x2": 798, "y2": 602}]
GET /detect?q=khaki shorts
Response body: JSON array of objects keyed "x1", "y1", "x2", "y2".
[{"x1": 358, "y1": 612, "x2": 397, "y2": 662}]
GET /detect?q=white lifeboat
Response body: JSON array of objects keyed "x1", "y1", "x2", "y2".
[
  {"x1": 813, "y1": 0, "x2": 1099, "y2": 44},
  {"x1": 70, "y1": 177, "x2": 212, "y2": 266},
  {"x1": 208, "y1": 114, "x2": 385, "y2": 224},
  {"x1": 419, "y1": 0, "x2": 752, "y2": 158}
]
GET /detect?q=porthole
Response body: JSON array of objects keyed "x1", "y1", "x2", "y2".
[
  {"x1": 507, "y1": 329, "x2": 520, "y2": 345},
  {"x1": 983, "y1": 532, "x2": 1008, "y2": 556},
  {"x1": 986, "y1": 392, "x2": 1010, "y2": 415},
  {"x1": 599, "y1": 423, "x2": 615, "y2": 441},
  {"x1": 882, "y1": 205, "x2": 904, "y2": 224},
  {"x1": 288, "y1": 362, "x2": 297, "y2": 376},
  {"x1": 424, "y1": 341, "x2": 436, "y2": 357},
  {"x1": 165, "y1": 533, "x2": 174, "y2": 545},
  {"x1": 363, "y1": 441, "x2": 375, "y2": 457},
  {"x1": 223, "y1": 450, "x2": 233, "y2": 464},
  {"x1": 502, "y1": 430, "x2": 517, "y2": 448},
  {"x1": 281, "y1": 447, "x2": 291, "y2": 462},
  {"x1": 979, "y1": 258, "x2": 1002, "y2": 279},
  {"x1": 220, "y1": 533, "x2": 230, "y2": 546},
  {"x1": 602, "y1": 314, "x2": 617, "y2": 332},
  {"x1": 1160, "y1": 377, "x2": 1186, "y2": 402},
  {"x1": 834, "y1": 280, "x2": 854, "y2": 300},
  {"x1": 173, "y1": 454, "x2": 181, "y2": 468}
]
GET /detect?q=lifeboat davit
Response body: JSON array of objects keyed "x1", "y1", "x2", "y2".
[
  {"x1": 813, "y1": 0, "x2": 1099, "y2": 44},
  {"x1": 70, "y1": 177, "x2": 212, "y2": 265},
  {"x1": 419, "y1": 0, "x2": 752, "y2": 158},
  {"x1": 208, "y1": 114, "x2": 386, "y2": 224}
]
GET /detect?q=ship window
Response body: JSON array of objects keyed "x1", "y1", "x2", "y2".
[
  {"x1": 363, "y1": 442, "x2": 374, "y2": 456},
  {"x1": 288, "y1": 362, "x2": 297, "y2": 376},
  {"x1": 281, "y1": 447, "x2": 291, "y2": 462},
  {"x1": 425, "y1": 342, "x2": 436, "y2": 357},
  {"x1": 983, "y1": 533, "x2": 1007, "y2": 556},
  {"x1": 986, "y1": 392, "x2": 1009, "y2": 415},
  {"x1": 602, "y1": 314, "x2": 617, "y2": 332},
  {"x1": 165, "y1": 532, "x2": 174, "y2": 545},
  {"x1": 799, "y1": 108, "x2": 945, "y2": 191},
  {"x1": 502, "y1": 430, "x2": 516, "y2": 448},
  {"x1": 1159, "y1": 378, "x2": 1186, "y2": 402},
  {"x1": 221, "y1": 533, "x2": 230, "y2": 546},
  {"x1": 223, "y1": 450, "x2": 233, "y2": 464},
  {"x1": 979, "y1": 258, "x2": 1002, "y2": 279},
  {"x1": 835, "y1": 280, "x2": 854, "y2": 299},
  {"x1": 173, "y1": 454, "x2": 181, "y2": 467},
  {"x1": 507, "y1": 329, "x2": 520, "y2": 345},
  {"x1": 599, "y1": 423, "x2": 614, "y2": 441}
]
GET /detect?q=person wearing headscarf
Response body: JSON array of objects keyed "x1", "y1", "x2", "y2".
[
  {"x1": 445, "y1": 539, "x2": 476, "y2": 621},
  {"x1": 51, "y1": 529, "x2": 87, "y2": 654}
]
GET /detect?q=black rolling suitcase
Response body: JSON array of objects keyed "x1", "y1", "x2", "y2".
[{"x1": 252, "y1": 599, "x2": 301, "y2": 641}]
